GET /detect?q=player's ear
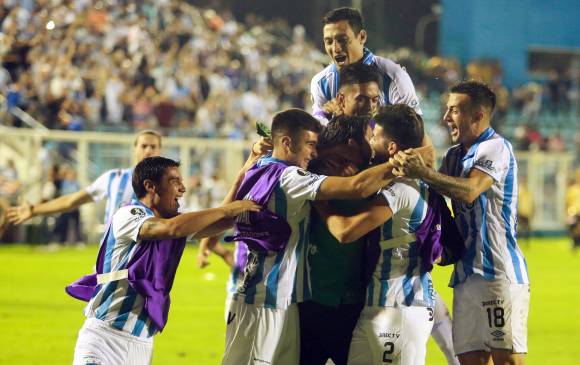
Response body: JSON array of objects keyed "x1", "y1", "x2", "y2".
[
  {"x1": 143, "y1": 179, "x2": 156, "y2": 194},
  {"x1": 358, "y1": 29, "x2": 367, "y2": 45},
  {"x1": 387, "y1": 141, "x2": 398, "y2": 156},
  {"x1": 280, "y1": 136, "x2": 292, "y2": 152}
]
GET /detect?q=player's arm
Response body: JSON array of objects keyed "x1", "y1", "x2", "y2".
[
  {"x1": 138, "y1": 200, "x2": 260, "y2": 240},
  {"x1": 314, "y1": 197, "x2": 392, "y2": 243},
  {"x1": 316, "y1": 145, "x2": 434, "y2": 200},
  {"x1": 392, "y1": 149, "x2": 494, "y2": 204},
  {"x1": 197, "y1": 235, "x2": 234, "y2": 268},
  {"x1": 7, "y1": 190, "x2": 94, "y2": 224},
  {"x1": 196, "y1": 147, "x2": 264, "y2": 266}
]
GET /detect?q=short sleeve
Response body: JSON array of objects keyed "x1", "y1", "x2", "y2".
[
  {"x1": 112, "y1": 205, "x2": 154, "y2": 243},
  {"x1": 310, "y1": 75, "x2": 330, "y2": 125},
  {"x1": 472, "y1": 139, "x2": 509, "y2": 182},
  {"x1": 279, "y1": 167, "x2": 328, "y2": 204},
  {"x1": 379, "y1": 180, "x2": 417, "y2": 216},
  {"x1": 85, "y1": 170, "x2": 115, "y2": 202},
  {"x1": 388, "y1": 65, "x2": 422, "y2": 115}
]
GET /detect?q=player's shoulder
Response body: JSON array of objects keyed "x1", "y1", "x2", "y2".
[
  {"x1": 311, "y1": 64, "x2": 334, "y2": 84},
  {"x1": 478, "y1": 133, "x2": 511, "y2": 154},
  {"x1": 371, "y1": 55, "x2": 406, "y2": 78},
  {"x1": 113, "y1": 203, "x2": 152, "y2": 222}
]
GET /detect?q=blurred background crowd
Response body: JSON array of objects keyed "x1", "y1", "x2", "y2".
[{"x1": 0, "y1": 0, "x2": 578, "y2": 245}]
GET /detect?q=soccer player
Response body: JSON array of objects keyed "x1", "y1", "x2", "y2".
[
  {"x1": 221, "y1": 108, "x2": 410, "y2": 365},
  {"x1": 315, "y1": 105, "x2": 444, "y2": 365},
  {"x1": 68, "y1": 156, "x2": 260, "y2": 365},
  {"x1": 392, "y1": 81, "x2": 530, "y2": 365},
  {"x1": 8, "y1": 130, "x2": 162, "y2": 226},
  {"x1": 298, "y1": 115, "x2": 373, "y2": 365},
  {"x1": 311, "y1": 7, "x2": 421, "y2": 125}
]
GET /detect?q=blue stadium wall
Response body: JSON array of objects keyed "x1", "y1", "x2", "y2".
[{"x1": 440, "y1": 0, "x2": 580, "y2": 88}]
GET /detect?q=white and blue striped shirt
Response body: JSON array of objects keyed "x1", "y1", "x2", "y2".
[
  {"x1": 85, "y1": 167, "x2": 136, "y2": 224},
  {"x1": 233, "y1": 157, "x2": 327, "y2": 309},
  {"x1": 440, "y1": 127, "x2": 529, "y2": 287},
  {"x1": 310, "y1": 48, "x2": 422, "y2": 124},
  {"x1": 366, "y1": 179, "x2": 434, "y2": 308},
  {"x1": 84, "y1": 202, "x2": 157, "y2": 337}
]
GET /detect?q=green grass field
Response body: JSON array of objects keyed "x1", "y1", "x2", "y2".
[{"x1": 1, "y1": 238, "x2": 579, "y2": 364}]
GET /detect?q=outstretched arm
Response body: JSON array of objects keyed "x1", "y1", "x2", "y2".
[
  {"x1": 8, "y1": 190, "x2": 94, "y2": 224},
  {"x1": 138, "y1": 200, "x2": 260, "y2": 241},
  {"x1": 391, "y1": 149, "x2": 493, "y2": 204},
  {"x1": 316, "y1": 145, "x2": 434, "y2": 200},
  {"x1": 314, "y1": 197, "x2": 392, "y2": 243}
]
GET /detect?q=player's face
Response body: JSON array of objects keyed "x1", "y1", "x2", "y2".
[
  {"x1": 289, "y1": 130, "x2": 319, "y2": 169},
  {"x1": 154, "y1": 166, "x2": 185, "y2": 218},
  {"x1": 339, "y1": 82, "x2": 381, "y2": 117},
  {"x1": 134, "y1": 134, "x2": 161, "y2": 163},
  {"x1": 370, "y1": 124, "x2": 394, "y2": 163},
  {"x1": 443, "y1": 93, "x2": 477, "y2": 146},
  {"x1": 323, "y1": 20, "x2": 366, "y2": 69}
]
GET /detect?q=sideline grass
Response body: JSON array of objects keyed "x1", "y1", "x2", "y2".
[{"x1": 0, "y1": 238, "x2": 578, "y2": 364}]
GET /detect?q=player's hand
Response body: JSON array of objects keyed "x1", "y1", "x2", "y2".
[
  {"x1": 222, "y1": 200, "x2": 261, "y2": 218},
  {"x1": 322, "y1": 99, "x2": 343, "y2": 116},
  {"x1": 7, "y1": 201, "x2": 33, "y2": 225},
  {"x1": 197, "y1": 247, "x2": 212, "y2": 269},
  {"x1": 390, "y1": 149, "x2": 428, "y2": 179},
  {"x1": 251, "y1": 137, "x2": 273, "y2": 157}
]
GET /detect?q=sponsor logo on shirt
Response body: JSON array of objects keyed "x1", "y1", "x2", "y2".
[{"x1": 475, "y1": 159, "x2": 495, "y2": 172}]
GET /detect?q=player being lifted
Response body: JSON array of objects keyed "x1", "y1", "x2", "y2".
[
  {"x1": 311, "y1": 7, "x2": 421, "y2": 124},
  {"x1": 392, "y1": 81, "x2": 530, "y2": 365},
  {"x1": 8, "y1": 130, "x2": 163, "y2": 226}
]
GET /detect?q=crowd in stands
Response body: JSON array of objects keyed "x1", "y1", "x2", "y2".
[{"x1": 1, "y1": 0, "x2": 578, "y2": 153}]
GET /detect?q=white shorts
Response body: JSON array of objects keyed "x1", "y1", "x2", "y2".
[
  {"x1": 73, "y1": 318, "x2": 153, "y2": 365},
  {"x1": 452, "y1": 275, "x2": 530, "y2": 355},
  {"x1": 348, "y1": 305, "x2": 434, "y2": 365},
  {"x1": 221, "y1": 299, "x2": 300, "y2": 365}
]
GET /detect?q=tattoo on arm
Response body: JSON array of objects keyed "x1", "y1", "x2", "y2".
[{"x1": 423, "y1": 170, "x2": 473, "y2": 203}]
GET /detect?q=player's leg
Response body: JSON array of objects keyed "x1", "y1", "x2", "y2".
[
  {"x1": 347, "y1": 306, "x2": 389, "y2": 365},
  {"x1": 74, "y1": 318, "x2": 151, "y2": 365},
  {"x1": 327, "y1": 301, "x2": 364, "y2": 365},
  {"x1": 298, "y1": 301, "x2": 332, "y2": 365},
  {"x1": 431, "y1": 291, "x2": 461, "y2": 365},
  {"x1": 222, "y1": 299, "x2": 300, "y2": 365},
  {"x1": 399, "y1": 306, "x2": 434, "y2": 365},
  {"x1": 489, "y1": 282, "x2": 530, "y2": 365},
  {"x1": 453, "y1": 276, "x2": 492, "y2": 365}
]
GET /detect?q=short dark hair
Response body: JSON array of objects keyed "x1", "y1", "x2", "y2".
[
  {"x1": 271, "y1": 108, "x2": 322, "y2": 144},
  {"x1": 318, "y1": 115, "x2": 370, "y2": 151},
  {"x1": 132, "y1": 156, "x2": 180, "y2": 198},
  {"x1": 322, "y1": 7, "x2": 365, "y2": 34},
  {"x1": 374, "y1": 104, "x2": 424, "y2": 150},
  {"x1": 450, "y1": 80, "x2": 496, "y2": 112},
  {"x1": 339, "y1": 62, "x2": 381, "y2": 90}
]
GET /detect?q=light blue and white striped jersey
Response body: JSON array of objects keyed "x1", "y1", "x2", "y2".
[
  {"x1": 440, "y1": 127, "x2": 529, "y2": 287},
  {"x1": 310, "y1": 48, "x2": 422, "y2": 124},
  {"x1": 366, "y1": 178, "x2": 434, "y2": 308},
  {"x1": 85, "y1": 167, "x2": 136, "y2": 224},
  {"x1": 233, "y1": 157, "x2": 327, "y2": 309},
  {"x1": 84, "y1": 202, "x2": 156, "y2": 338},
  {"x1": 226, "y1": 242, "x2": 247, "y2": 297}
]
